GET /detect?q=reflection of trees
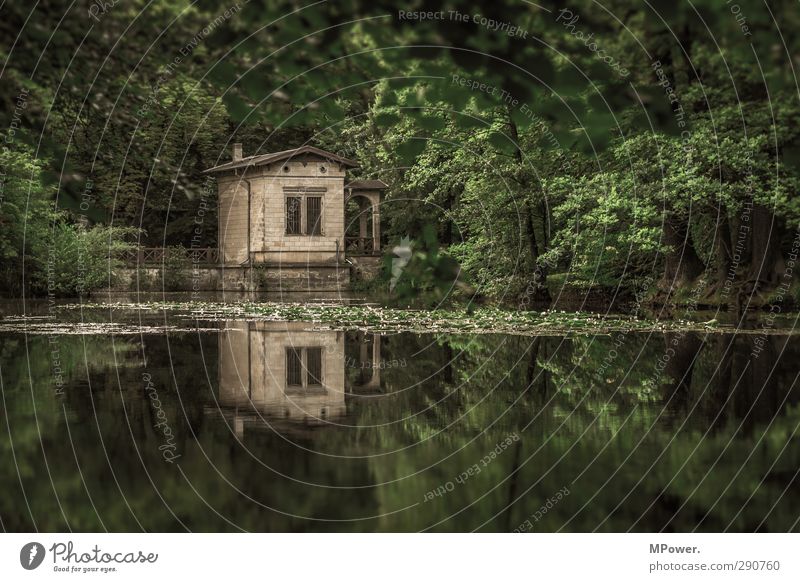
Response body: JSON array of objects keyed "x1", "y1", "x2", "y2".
[
  {"x1": 2, "y1": 330, "x2": 799, "y2": 532},
  {"x1": 532, "y1": 334, "x2": 666, "y2": 433},
  {"x1": 0, "y1": 336, "x2": 138, "y2": 530},
  {"x1": 369, "y1": 333, "x2": 800, "y2": 532},
  {"x1": 661, "y1": 332, "x2": 704, "y2": 419}
]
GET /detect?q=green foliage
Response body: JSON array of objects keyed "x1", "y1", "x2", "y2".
[
  {"x1": 160, "y1": 246, "x2": 191, "y2": 291},
  {"x1": 29, "y1": 223, "x2": 136, "y2": 297},
  {"x1": 544, "y1": 148, "x2": 667, "y2": 288},
  {"x1": 0, "y1": 145, "x2": 136, "y2": 296},
  {"x1": 0, "y1": 145, "x2": 55, "y2": 293},
  {"x1": 388, "y1": 225, "x2": 462, "y2": 306},
  {"x1": 2, "y1": 0, "x2": 800, "y2": 304}
]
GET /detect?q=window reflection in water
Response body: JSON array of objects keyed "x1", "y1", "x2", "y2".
[{"x1": 216, "y1": 322, "x2": 383, "y2": 436}]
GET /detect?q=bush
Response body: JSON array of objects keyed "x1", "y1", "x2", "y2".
[
  {"x1": 160, "y1": 246, "x2": 190, "y2": 291},
  {"x1": 0, "y1": 145, "x2": 55, "y2": 294},
  {"x1": 385, "y1": 226, "x2": 465, "y2": 307},
  {"x1": 30, "y1": 223, "x2": 136, "y2": 297}
]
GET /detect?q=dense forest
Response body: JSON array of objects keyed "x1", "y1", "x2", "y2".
[{"x1": 2, "y1": 0, "x2": 800, "y2": 306}]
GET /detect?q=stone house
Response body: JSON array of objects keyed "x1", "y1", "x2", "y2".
[{"x1": 204, "y1": 145, "x2": 387, "y2": 290}]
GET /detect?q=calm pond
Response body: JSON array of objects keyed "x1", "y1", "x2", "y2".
[{"x1": 1, "y1": 299, "x2": 798, "y2": 532}]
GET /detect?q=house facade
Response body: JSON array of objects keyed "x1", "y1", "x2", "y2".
[{"x1": 204, "y1": 145, "x2": 386, "y2": 279}]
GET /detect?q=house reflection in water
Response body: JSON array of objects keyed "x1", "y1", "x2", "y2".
[{"x1": 216, "y1": 321, "x2": 383, "y2": 437}]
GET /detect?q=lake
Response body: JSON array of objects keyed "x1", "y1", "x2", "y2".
[{"x1": 1, "y1": 299, "x2": 798, "y2": 532}]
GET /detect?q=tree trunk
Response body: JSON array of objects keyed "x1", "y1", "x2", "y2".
[
  {"x1": 663, "y1": 332, "x2": 703, "y2": 415},
  {"x1": 442, "y1": 188, "x2": 456, "y2": 245},
  {"x1": 507, "y1": 105, "x2": 549, "y2": 299},
  {"x1": 708, "y1": 334, "x2": 735, "y2": 432},
  {"x1": 739, "y1": 334, "x2": 778, "y2": 434},
  {"x1": 502, "y1": 440, "x2": 523, "y2": 532},
  {"x1": 526, "y1": 337, "x2": 541, "y2": 389},
  {"x1": 525, "y1": 202, "x2": 540, "y2": 265},
  {"x1": 442, "y1": 342, "x2": 453, "y2": 385},
  {"x1": 662, "y1": 213, "x2": 705, "y2": 290},
  {"x1": 714, "y1": 212, "x2": 733, "y2": 285},
  {"x1": 747, "y1": 204, "x2": 785, "y2": 288},
  {"x1": 539, "y1": 200, "x2": 550, "y2": 274}
]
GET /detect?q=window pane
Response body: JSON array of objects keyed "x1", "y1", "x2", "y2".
[
  {"x1": 286, "y1": 197, "x2": 301, "y2": 234},
  {"x1": 306, "y1": 347, "x2": 323, "y2": 386},
  {"x1": 306, "y1": 196, "x2": 322, "y2": 235},
  {"x1": 286, "y1": 348, "x2": 302, "y2": 386}
]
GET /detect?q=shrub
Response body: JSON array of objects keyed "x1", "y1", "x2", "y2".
[
  {"x1": 30, "y1": 223, "x2": 136, "y2": 297},
  {"x1": 160, "y1": 246, "x2": 190, "y2": 291}
]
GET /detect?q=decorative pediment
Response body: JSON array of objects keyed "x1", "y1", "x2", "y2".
[{"x1": 204, "y1": 145, "x2": 357, "y2": 174}]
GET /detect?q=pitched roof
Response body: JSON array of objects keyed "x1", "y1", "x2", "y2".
[
  {"x1": 345, "y1": 179, "x2": 389, "y2": 190},
  {"x1": 203, "y1": 145, "x2": 358, "y2": 174}
]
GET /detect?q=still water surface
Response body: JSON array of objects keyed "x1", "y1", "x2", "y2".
[{"x1": 1, "y1": 303, "x2": 798, "y2": 531}]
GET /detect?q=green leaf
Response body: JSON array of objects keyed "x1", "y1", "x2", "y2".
[
  {"x1": 397, "y1": 138, "x2": 427, "y2": 165},
  {"x1": 222, "y1": 93, "x2": 251, "y2": 122}
]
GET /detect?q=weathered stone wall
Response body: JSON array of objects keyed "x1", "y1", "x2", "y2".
[
  {"x1": 218, "y1": 320, "x2": 251, "y2": 406},
  {"x1": 218, "y1": 179, "x2": 249, "y2": 264},
  {"x1": 240, "y1": 158, "x2": 346, "y2": 264},
  {"x1": 348, "y1": 256, "x2": 383, "y2": 281},
  {"x1": 253, "y1": 264, "x2": 350, "y2": 291},
  {"x1": 108, "y1": 264, "x2": 350, "y2": 293}
]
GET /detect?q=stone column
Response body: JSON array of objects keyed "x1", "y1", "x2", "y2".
[
  {"x1": 370, "y1": 193, "x2": 380, "y2": 252},
  {"x1": 359, "y1": 198, "x2": 369, "y2": 251},
  {"x1": 370, "y1": 334, "x2": 381, "y2": 386},
  {"x1": 359, "y1": 333, "x2": 370, "y2": 387}
]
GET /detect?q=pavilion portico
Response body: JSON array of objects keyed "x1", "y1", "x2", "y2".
[{"x1": 345, "y1": 180, "x2": 385, "y2": 256}]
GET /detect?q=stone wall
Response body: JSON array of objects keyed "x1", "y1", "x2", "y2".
[
  {"x1": 348, "y1": 256, "x2": 383, "y2": 281},
  {"x1": 109, "y1": 264, "x2": 350, "y2": 293},
  {"x1": 218, "y1": 180, "x2": 249, "y2": 264},
  {"x1": 252, "y1": 263, "x2": 350, "y2": 291},
  {"x1": 217, "y1": 158, "x2": 347, "y2": 266}
]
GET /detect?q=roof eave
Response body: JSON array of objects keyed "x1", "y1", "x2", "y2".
[{"x1": 204, "y1": 148, "x2": 358, "y2": 174}]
